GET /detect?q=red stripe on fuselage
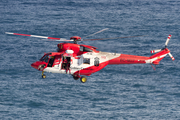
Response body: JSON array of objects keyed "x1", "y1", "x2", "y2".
[
  {"x1": 108, "y1": 54, "x2": 148, "y2": 65},
  {"x1": 74, "y1": 61, "x2": 109, "y2": 76}
]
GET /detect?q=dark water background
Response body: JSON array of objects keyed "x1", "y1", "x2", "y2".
[{"x1": 0, "y1": 0, "x2": 180, "y2": 119}]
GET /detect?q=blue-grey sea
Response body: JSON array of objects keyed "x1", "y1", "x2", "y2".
[{"x1": 1, "y1": 0, "x2": 180, "y2": 119}]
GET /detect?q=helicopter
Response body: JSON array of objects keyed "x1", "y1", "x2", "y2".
[{"x1": 5, "y1": 28, "x2": 174, "y2": 83}]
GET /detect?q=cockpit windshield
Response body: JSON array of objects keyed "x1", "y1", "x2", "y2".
[{"x1": 40, "y1": 55, "x2": 49, "y2": 63}]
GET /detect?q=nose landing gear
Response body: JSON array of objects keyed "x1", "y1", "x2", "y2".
[{"x1": 42, "y1": 71, "x2": 46, "y2": 79}]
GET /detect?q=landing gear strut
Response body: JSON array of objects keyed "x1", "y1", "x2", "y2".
[
  {"x1": 73, "y1": 75, "x2": 79, "y2": 80},
  {"x1": 42, "y1": 71, "x2": 46, "y2": 79}
]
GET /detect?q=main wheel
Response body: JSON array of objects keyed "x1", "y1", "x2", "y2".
[
  {"x1": 73, "y1": 76, "x2": 79, "y2": 80},
  {"x1": 80, "y1": 76, "x2": 87, "y2": 83},
  {"x1": 42, "y1": 74, "x2": 46, "y2": 79}
]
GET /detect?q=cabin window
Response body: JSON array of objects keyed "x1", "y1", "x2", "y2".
[
  {"x1": 83, "y1": 58, "x2": 90, "y2": 64},
  {"x1": 80, "y1": 46, "x2": 83, "y2": 51},
  {"x1": 94, "y1": 57, "x2": 99, "y2": 66}
]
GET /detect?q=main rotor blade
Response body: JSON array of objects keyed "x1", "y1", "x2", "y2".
[
  {"x1": 82, "y1": 35, "x2": 147, "y2": 41},
  {"x1": 5, "y1": 32, "x2": 69, "y2": 41},
  {"x1": 83, "y1": 28, "x2": 109, "y2": 39}
]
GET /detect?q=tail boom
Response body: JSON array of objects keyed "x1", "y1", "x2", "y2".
[
  {"x1": 108, "y1": 54, "x2": 149, "y2": 65},
  {"x1": 108, "y1": 35, "x2": 174, "y2": 69},
  {"x1": 108, "y1": 48, "x2": 172, "y2": 65}
]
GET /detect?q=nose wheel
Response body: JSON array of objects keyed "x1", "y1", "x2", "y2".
[{"x1": 42, "y1": 71, "x2": 46, "y2": 79}]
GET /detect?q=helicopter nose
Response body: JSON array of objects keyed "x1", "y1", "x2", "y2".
[
  {"x1": 31, "y1": 61, "x2": 47, "y2": 70},
  {"x1": 31, "y1": 62, "x2": 39, "y2": 70}
]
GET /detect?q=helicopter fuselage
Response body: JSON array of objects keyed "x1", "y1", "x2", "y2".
[{"x1": 31, "y1": 42, "x2": 172, "y2": 82}]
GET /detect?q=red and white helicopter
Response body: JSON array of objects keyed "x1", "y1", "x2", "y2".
[{"x1": 5, "y1": 28, "x2": 174, "y2": 83}]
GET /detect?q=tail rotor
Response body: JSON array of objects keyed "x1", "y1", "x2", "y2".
[{"x1": 150, "y1": 35, "x2": 174, "y2": 61}]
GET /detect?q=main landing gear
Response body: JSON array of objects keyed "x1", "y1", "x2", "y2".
[
  {"x1": 73, "y1": 75, "x2": 79, "y2": 80},
  {"x1": 73, "y1": 75, "x2": 87, "y2": 83},
  {"x1": 80, "y1": 76, "x2": 87, "y2": 83},
  {"x1": 41, "y1": 71, "x2": 87, "y2": 83}
]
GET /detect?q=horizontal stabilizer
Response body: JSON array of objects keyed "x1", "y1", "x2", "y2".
[{"x1": 151, "y1": 49, "x2": 161, "y2": 53}]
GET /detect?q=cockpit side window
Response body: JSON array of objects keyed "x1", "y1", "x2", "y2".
[
  {"x1": 80, "y1": 46, "x2": 93, "y2": 52},
  {"x1": 40, "y1": 55, "x2": 49, "y2": 63}
]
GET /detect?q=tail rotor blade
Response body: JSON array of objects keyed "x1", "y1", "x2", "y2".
[
  {"x1": 165, "y1": 35, "x2": 172, "y2": 47},
  {"x1": 168, "y1": 52, "x2": 175, "y2": 61},
  {"x1": 151, "y1": 49, "x2": 162, "y2": 53}
]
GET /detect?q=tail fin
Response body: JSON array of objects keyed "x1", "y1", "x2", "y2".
[
  {"x1": 148, "y1": 35, "x2": 174, "y2": 66},
  {"x1": 150, "y1": 48, "x2": 172, "y2": 65}
]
